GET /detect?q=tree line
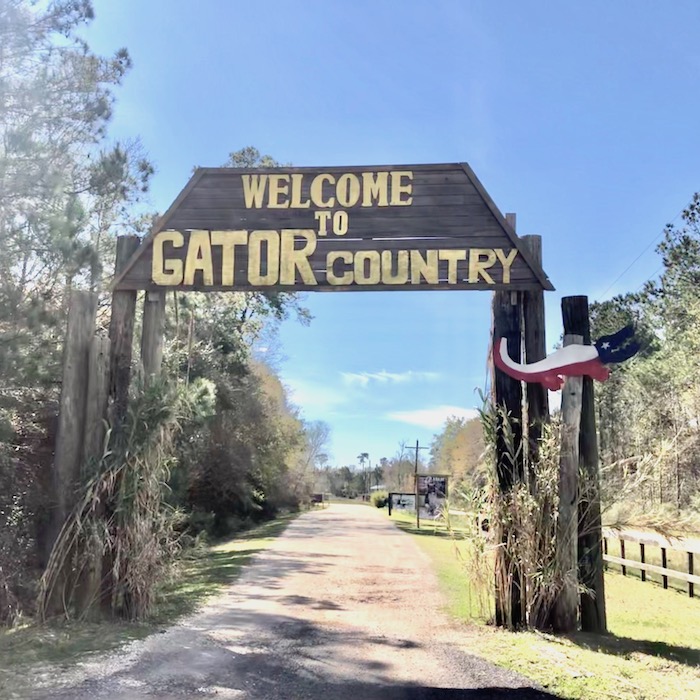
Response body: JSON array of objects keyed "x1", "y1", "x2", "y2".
[{"x1": 0, "y1": 1, "x2": 327, "y2": 623}]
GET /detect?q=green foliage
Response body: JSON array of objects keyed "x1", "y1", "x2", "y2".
[
  {"x1": 370, "y1": 490, "x2": 388, "y2": 508},
  {"x1": 430, "y1": 415, "x2": 486, "y2": 487},
  {"x1": 0, "y1": 0, "x2": 154, "y2": 395},
  {"x1": 37, "y1": 378, "x2": 201, "y2": 621},
  {"x1": 591, "y1": 192, "x2": 700, "y2": 516},
  {"x1": 0, "y1": 1, "x2": 155, "y2": 620}
]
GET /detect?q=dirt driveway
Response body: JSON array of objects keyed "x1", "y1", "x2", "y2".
[{"x1": 27, "y1": 504, "x2": 556, "y2": 699}]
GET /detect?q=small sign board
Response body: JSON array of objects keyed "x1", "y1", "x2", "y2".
[
  {"x1": 113, "y1": 163, "x2": 553, "y2": 293},
  {"x1": 416, "y1": 475, "x2": 448, "y2": 498},
  {"x1": 389, "y1": 492, "x2": 416, "y2": 510},
  {"x1": 416, "y1": 475, "x2": 449, "y2": 518}
]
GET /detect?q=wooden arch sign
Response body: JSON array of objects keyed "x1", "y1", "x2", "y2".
[{"x1": 113, "y1": 163, "x2": 553, "y2": 293}]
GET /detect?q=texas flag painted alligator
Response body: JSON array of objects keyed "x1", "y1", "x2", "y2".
[{"x1": 494, "y1": 325, "x2": 640, "y2": 391}]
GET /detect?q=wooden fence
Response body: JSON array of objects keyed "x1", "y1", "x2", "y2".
[{"x1": 602, "y1": 527, "x2": 700, "y2": 598}]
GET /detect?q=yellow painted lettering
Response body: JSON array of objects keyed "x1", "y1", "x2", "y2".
[
  {"x1": 495, "y1": 248, "x2": 518, "y2": 284},
  {"x1": 280, "y1": 229, "x2": 317, "y2": 285},
  {"x1": 310, "y1": 173, "x2": 335, "y2": 208},
  {"x1": 211, "y1": 230, "x2": 247, "y2": 286},
  {"x1": 468, "y1": 248, "x2": 497, "y2": 284},
  {"x1": 410, "y1": 250, "x2": 438, "y2": 284},
  {"x1": 248, "y1": 230, "x2": 280, "y2": 285},
  {"x1": 152, "y1": 231, "x2": 184, "y2": 285},
  {"x1": 336, "y1": 173, "x2": 360, "y2": 207},
  {"x1": 333, "y1": 211, "x2": 349, "y2": 235},
  {"x1": 361, "y1": 172, "x2": 389, "y2": 207},
  {"x1": 241, "y1": 174, "x2": 267, "y2": 208},
  {"x1": 267, "y1": 174, "x2": 290, "y2": 208},
  {"x1": 290, "y1": 173, "x2": 311, "y2": 208},
  {"x1": 390, "y1": 170, "x2": 413, "y2": 205},
  {"x1": 381, "y1": 250, "x2": 409, "y2": 284},
  {"x1": 354, "y1": 251, "x2": 381, "y2": 285},
  {"x1": 439, "y1": 249, "x2": 467, "y2": 284},
  {"x1": 326, "y1": 251, "x2": 353, "y2": 285},
  {"x1": 314, "y1": 210, "x2": 332, "y2": 235},
  {"x1": 183, "y1": 230, "x2": 214, "y2": 286}
]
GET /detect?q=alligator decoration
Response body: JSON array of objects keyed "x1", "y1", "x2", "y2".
[{"x1": 493, "y1": 325, "x2": 640, "y2": 391}]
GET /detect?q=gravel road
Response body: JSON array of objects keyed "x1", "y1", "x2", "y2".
[{"x1": 25, "y1": 504, "x2": 557, "y2": 699}]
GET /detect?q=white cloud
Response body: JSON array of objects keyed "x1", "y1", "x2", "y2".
[
  {"x1": 284, "y1": 378, "x2": 348, "y2": 413},
  {"x1": 341, "y1": 370, "x2": 440, "y2": 388},
  {"x1": 386, "y1": 405, "x2": 480, "y2": 430}
]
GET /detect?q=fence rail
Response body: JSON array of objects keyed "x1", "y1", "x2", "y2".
[{"x1": 602, "y1": 527, "x2": 699, "y2": 597}]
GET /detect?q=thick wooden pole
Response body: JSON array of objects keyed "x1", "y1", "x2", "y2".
[
  {"x1": 53, "y1": 290, "x2": 98, "y2": 537},
  {"x1": 108, "y1": 236, "x2": 141, "y2": 439},
  {"x1": 82, "y1": 335, "x2": 111, "y2": 471},
  {"x1": 491, "y1": 212, "x2": 525, "y2": 629},
  {"x1": 103, "y1": 235, "x2": 140, "y2": 615},
  {"x1": 521, "y1": 234, "x2": 551, "y2": 630},
  {"x1": 140, "y1": 290, "x2": 165, "y2": 382},
  {"x1": 521, "y1": 235, "x2": 549, "y2": 480},
  {"x1": 77, "y1": 334, "x2": 111, "y2": 617},
  {"x1": 562, "y1": 295, "x2": 607, "y2": 633},
  {"x1": 554, "y1": 333, "x2": 582, "y2": 633}
]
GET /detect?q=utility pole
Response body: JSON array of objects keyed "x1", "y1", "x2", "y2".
[{"x1": 406, "y1": 440, "x2": 429, "y2": 529}]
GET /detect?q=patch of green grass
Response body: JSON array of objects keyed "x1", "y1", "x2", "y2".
[
  {"x1": 387, "y1": 510, "x2": 700, "y2": 700},
  {"x1": 0, "y1": 512, "x2": 299, "y2": 681}
]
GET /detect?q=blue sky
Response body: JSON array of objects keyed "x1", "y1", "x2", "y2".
[{"x1": 87, "y1": 0, "x2": 700, "y2": 466}]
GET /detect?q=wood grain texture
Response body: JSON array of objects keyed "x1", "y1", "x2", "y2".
[
  {"x1": 562, "y1": 295, "x2": 607, "y2": 633},
  {"x1": 554, "y1": 333, "x2": 583, "y2": 634},
  {"x1": 108, "y1": 236, "x2": 140, "y2": 441},
  {"x1": 53, "y1": 290, "x2": 98, "y2": 534},
  {"x1": 82, "y1": 335, "x2": 110, "y2": 469},
  {"x1": 113, "y1": 163, "x2": 554, "y2": 293},
  {"x1": 522, "y1": 235, "x2": 549, "y2": 477},
  {"x1": 141, "y1": 291, "x2": 165, "y2": 383},
  {"x1": 492, "y1": 213, "x2": 525, "y2": 631}
]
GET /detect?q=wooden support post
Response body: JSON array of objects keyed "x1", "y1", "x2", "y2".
[
  {"x1": 640, "y1": 543, "x2": 646, "y2": 582},
  {"x1": 414, "y1": 441, "x2": 420, "y2": 530},
  {"x1": 52, "y1": 290, "x2": 98, "y2": 540},
  {"x1": 553, "y1": 333, "x2": 582, "y2": 633},
  {"x1": 620, "y1": 540, "x2": 626, "y2": 576},
  {"x1": 82, "y1": 336, "x2": 111, "y2": 471},
  {"x1": 689, "y1": 553, "x2": 695, "y2": 598},
  {"x1": 103, "y1": 235, "x2": 140, "y2": 615},
  {"x1": 141, "y1": 290, "x2": 166, "y2": 382},
  {"x1": 562, "y1": 295, "x2": 607, "y2": 633},
  {"x1": 491, "y1": 212, "x2": 525, "y2": 630},
  {"x1": 108, "y1": 236, "x2": 141, "y2": 439},
  {"x1": 661, "y1": 548, "x2": 668, "y2": 589},
  {"x1": 603, "y1": 538, "x2": 608, "y2": 570},
  {"x1": 76, "y1": 334, "x2": 111, "y2": 617},
  {"x1": 521, "y1": 235, "x2": 549, "y2": 483}
]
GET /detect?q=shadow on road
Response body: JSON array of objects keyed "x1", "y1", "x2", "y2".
[
  {"x1": 28, "y1": 506, "x2": 561, "y2": 699},
  {"x1": 34, "y1": 605, "x2": 561, "y2": 699}
]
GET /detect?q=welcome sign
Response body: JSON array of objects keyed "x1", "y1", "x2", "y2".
[{"x1": 113, "y1": 163, "x2": 553, "y2": 292}]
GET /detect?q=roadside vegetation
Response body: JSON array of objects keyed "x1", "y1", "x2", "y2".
[
  {"x1": 389, "y1": 510, "x2": 700, "y2": 699},
  {"x1": 0, "y1": 1, "x2": 327, "y2": 629},
  {"x1": 0, "y1": 513, "x2": 298, "y2": 694}
]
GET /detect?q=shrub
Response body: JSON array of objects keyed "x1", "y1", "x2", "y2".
[{"x1": 371, "y1": 490, "x2": 388, "y2": 508}]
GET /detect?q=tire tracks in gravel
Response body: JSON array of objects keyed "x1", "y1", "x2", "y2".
[{"x1": 24, "y1": 504, "x2": 559, "y2": 699}]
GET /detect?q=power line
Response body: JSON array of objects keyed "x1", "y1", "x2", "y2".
[{"x1": 595, "y1": 208, "x2": 684, "y2": 302}]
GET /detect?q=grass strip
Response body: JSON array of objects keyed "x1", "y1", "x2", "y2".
[
  {"x1": 388, "y1": 509, "x2": 700, "y2": 700},
  {"x1": 0, "y1": 512, "x2": 299, "y2": 676}
]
